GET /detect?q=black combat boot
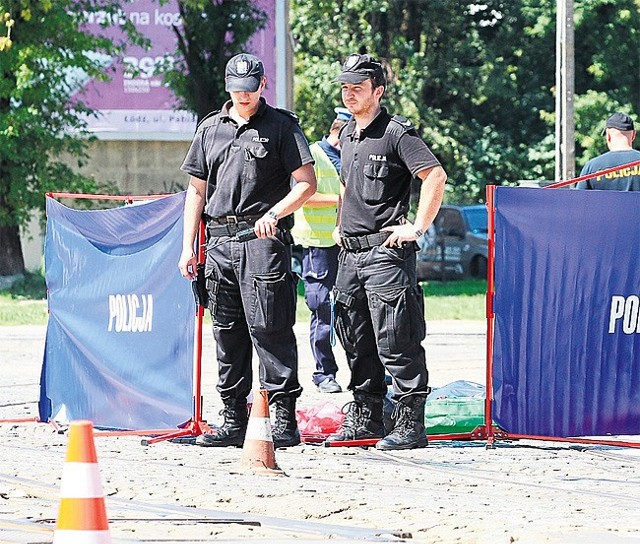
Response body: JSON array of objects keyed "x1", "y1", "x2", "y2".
[
  {"x1": 327, "y1": 392, "x2": 385, "y2": 442},
  {"x1": 375, "y1": 394, "x2": 428, "y2": 450},
  {"x1": 196, "y1": 397, "x2": 248, "y2": 447},
  {"x1": 272, "y1": 396, "x2": 301, "y2": 448}
]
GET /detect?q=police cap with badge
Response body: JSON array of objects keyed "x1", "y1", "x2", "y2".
[
  {"x1": 336, "y1": 53, "x2": 386, "y2": 88},
  {"x1": 225, "y1": 53, "x2": 264, "y2": 92}
]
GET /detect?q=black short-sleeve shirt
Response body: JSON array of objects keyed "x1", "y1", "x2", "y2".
[
  {"x1": 181, "y1": 98, "x2": 313, "y2": 218},
  {"x1": 339, "y1": 108, "x2": 440, "y2": 236}
]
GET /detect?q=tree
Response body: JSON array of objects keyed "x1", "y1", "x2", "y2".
[
  {"x1": 291, "y1": 0, "x2": 640, "y2": 202},
  {"x1": 0, "y1": 0, "x2": 135, "y2": 276},
  {"x1": 160, "y1": 0, "x2": 267, "y2": 121}
]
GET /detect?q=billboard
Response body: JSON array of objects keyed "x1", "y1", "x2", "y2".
[{"x1": 78, "y1": 0, "x2": 276, "y2": 140}]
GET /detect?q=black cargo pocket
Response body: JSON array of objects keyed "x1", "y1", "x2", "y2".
[
  {"x1": 250, "y1": 271, "x2": 295, "y2": 332},
  {"x1": 362, "y1": 163, "x2": 389, "y2": 202},
  {"x1": 333, "y1": 289, "x2": 357, "y2": 352},
  {"x1": 375, "y1": 286, "x2": 423, "y2": 353},
  {"x1": 411, "y1": 285, "x2": 426, "y2": 341}
]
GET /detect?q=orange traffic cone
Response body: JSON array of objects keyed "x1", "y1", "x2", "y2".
[
  {"x1": 238, "y1": 389, "x2": 285, "y2": 476},
  {"x1": 53, "y1": 420, "x2": 112, "y2": 543}
]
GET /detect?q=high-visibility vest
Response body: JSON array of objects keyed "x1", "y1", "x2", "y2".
[{"x1": 292, "y1": 142, "x2": 340, "y2": 248}]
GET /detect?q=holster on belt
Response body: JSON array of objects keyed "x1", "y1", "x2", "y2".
[{"x1": 191, "y1": 262, "x2": 208, "y2": 308}]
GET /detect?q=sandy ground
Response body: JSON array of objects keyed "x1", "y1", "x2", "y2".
[{"x1": 1, "y1": 320, "x2": 640, "y2": 543}]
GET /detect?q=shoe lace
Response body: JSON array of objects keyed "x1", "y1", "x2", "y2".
[
  {"x1": 273, "y1": 403, "x2": 288, "y2": 434},
  {"x1": 390, "y1": 402, "x2": 413, "y2": 437},
  {"x1": 339, "y1": 401, "x2": 364, "y2": 435}
]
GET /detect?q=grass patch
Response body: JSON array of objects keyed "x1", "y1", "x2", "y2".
[
  {"x1": 421, "y1": 279, "x2": 486, "y2": 321},
  {"x1": 0, "y1": 272, "x2": 48, "y2": 325},
  {"x1": 0, "y1": 273, "x2": 486, "y2": 326}
]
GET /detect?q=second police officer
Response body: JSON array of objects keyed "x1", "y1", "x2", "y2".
[{"x1": 328, "y1": 54, "x2": 447, "y2": 450}]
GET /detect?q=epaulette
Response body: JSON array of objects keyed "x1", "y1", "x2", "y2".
[
  {"x1": 196, "y1": 109, "x2": 221, "y2": 130},
  {"x1": 387, "y1": 114, "x2": 415, "y2": 135},
  {"x1": 275, "y1": 107, "x2": 300, "y2": 124}
]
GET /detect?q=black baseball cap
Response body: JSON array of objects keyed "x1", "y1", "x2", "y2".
[
  {"x1": 225, "y1": 53, "x2": 264, "y2": 92},
  {"x1": 336, "y1": 54, "x2": 386, "y2": 88},
  {"x1": 602, "y1": 112, "x2": 635, "y2": 135}
]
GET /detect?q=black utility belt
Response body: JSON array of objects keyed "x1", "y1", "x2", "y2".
[
  {"x1": 341, "y1": 231, "x2": 391, "y2": 252},
  {"x1": 206, "y1": 221, "x2": 256, "y2": 238},
  {"x1": 205, "y1": 214, "x2": 261, "y2": 239},
  {"x1": 207, "y1": 214, "x2": 262, "y2": 226}
]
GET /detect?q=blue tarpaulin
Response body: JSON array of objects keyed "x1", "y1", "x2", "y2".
[
  {"x1": 39, "y1": 192, "x2": 194, "y2": 430},
  {"x1": 492, "y1": 186, "x2": 640, "y2": 437}
]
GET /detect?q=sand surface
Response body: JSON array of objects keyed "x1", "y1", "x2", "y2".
[{"x1": 1, "y1": 321, "x2": 639, "y2": 543}]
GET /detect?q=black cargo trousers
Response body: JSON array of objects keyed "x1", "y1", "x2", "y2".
[
  {"x1": 204, "y1": 229, "x2": 302, "y2": 403},
  {"x1": 333, "y1": 243, "x2": 428, "y2": 400}
]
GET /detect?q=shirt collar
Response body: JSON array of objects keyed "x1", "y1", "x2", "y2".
[
  {"x1": 344, "y1": 107, "x2": 388, "y2": 140},
  {"x1": 220, "y1": 97, "x2": 268, "y2": 121}
]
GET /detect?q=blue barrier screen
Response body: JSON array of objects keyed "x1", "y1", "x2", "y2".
[
  {"x1": 493, "y1": 187, "x2": 640, "y2": 437},
  {"x1": 39, "y1": 192, "x2": 194, "y2": 430}
]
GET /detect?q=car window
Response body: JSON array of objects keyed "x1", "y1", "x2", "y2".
[
  {"x1": 464, "y1": 207, "x2": 488, "y2": 234},
  {"x1": 439, "y1": 209, "x2": 465, "y2": 236}
]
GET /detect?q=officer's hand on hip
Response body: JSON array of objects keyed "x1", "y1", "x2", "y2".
[
  {"x1": 255, "y1": 210, "x2": 279, "y2": 239},
  {"x1": 382, "y1": 224, "x2": 421, "y2": 248},
  {"x1": 179, "y1": 249, "x2": 198, "y2": 280}
]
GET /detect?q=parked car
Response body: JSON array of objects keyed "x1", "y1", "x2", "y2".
[{"x1": 416, "y1": 204, "x2": 488, "y2": 281}]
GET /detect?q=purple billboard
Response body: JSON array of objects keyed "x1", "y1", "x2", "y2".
[{"x1": 79, "y1": 0, "x2": 276, "y2": 139}]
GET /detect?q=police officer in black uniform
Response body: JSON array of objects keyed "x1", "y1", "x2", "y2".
[
  {"x1": 328, "y1": 54, "x2": 447, "y2": 450},
  {"x1": 178, "y1": 53, "x2": 316, "y2": 448}
]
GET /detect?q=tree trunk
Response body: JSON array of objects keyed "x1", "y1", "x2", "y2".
[{"x1": 0, "y1": 224, "x2": 26, "y2": 276}]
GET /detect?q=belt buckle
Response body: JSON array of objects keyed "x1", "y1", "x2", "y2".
[{"x1": 226, "y1": 215, "x2": 238, "y2": 225}]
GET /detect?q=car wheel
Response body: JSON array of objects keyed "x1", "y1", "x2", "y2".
[{"x1": 471, "y1": 256, "x2": 488, "y2": 278}]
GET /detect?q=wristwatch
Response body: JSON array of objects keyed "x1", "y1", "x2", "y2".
[{"x1": 266, "y1": 210, "x2": 278, "y2": 221}]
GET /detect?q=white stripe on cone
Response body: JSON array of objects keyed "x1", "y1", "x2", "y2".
[
  {"x1": 59, "y1": 462, "x2": 105, "y2": 498},
  {"x1": 53, "y1": 530, "x2": 112, "y2": 544},
  {"x1": 244, "y1": 417, "x2": 273, "y2": 441}
]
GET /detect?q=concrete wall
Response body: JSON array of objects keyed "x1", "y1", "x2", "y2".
[
  {"x1": 21, "y1": 140, "x2": 192, "y2": 272},
  {"x1": 80, "y1": 139, "x2": 191, "y2": 195}
]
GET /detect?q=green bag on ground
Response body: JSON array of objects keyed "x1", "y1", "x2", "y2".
[{"x1": 425, "y1": 380, "x2": 485, "y2": 436}]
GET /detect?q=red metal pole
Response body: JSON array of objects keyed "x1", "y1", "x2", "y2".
[
  {"x1": 484, "y1": 185, "x2": 496, "y2": 445},
  {"x1": 192, "y1": 221, "x2": 206, "y2": 426},
  {"x1": 544, "y1": 159, "x2": 640, "y2": 189}
]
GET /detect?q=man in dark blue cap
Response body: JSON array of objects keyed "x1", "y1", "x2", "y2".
[
  {"x1": 178, "y1": 52, "x2": 317, "y2": 449},
  {"x1": 327, "y1": 53, "x2": 447, "y2": 450},
  {"x1": 292, "y1": 107, "x2": 352, "y2": 394},
  {"x1": 576, "y1": 112, "x2": 640, "y2": 191}
]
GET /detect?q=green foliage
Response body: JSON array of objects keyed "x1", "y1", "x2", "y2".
[
  {"x1": 291, "y1": 0, "x2": 640, "y2": 201},
  {"x1": 0, "y1": 270, "x2": 46, "y2": 299},
  {"x1": 0, "y1": 0, "x2": 136, "y2": 273},
  {"x1": 158, "y1": 0, "x2": 267, "y2": 120}
]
